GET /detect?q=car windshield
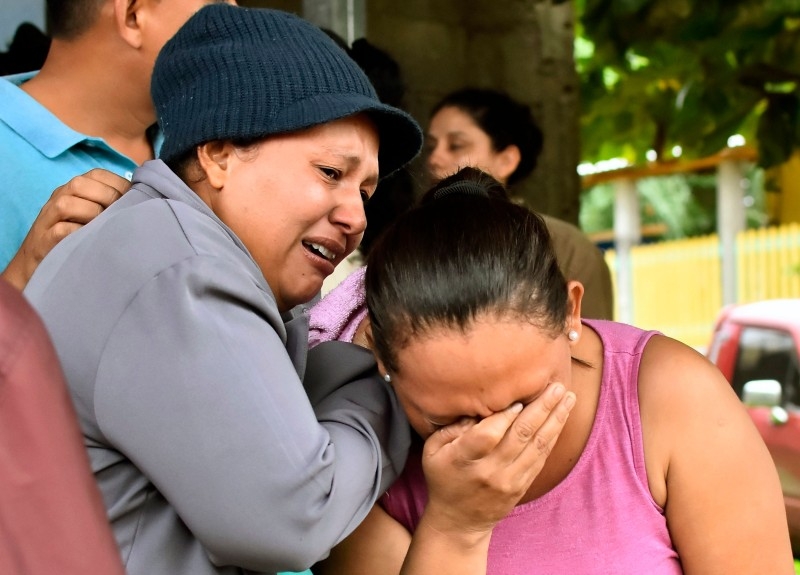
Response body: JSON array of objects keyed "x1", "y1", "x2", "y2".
[{"x1": 732, "y1": 326, "x2": 800, "y2": 405}]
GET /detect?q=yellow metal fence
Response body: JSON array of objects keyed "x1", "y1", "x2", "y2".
[
  {"x1": 605, "y1": 223, "x2": 800, "y2": 349},
  {"x1": 737, "y1": 224, "x2": 800, "y2": 303}
]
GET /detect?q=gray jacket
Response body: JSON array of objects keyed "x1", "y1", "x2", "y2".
[{"x1": 25, "y1": 160, "x2": 409, "y2": 575}]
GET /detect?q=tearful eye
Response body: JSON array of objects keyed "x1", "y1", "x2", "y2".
[
  {"x1": 427, "y1": 415, "x2": 458, "y2": 430},
  {"x1": 320, "y1": 167, "x2": 340, "y2": 180}
]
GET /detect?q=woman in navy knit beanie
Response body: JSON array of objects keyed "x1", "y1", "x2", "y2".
[{"x1": 24, "y1": 5, "x2": 422, "y2": 575}]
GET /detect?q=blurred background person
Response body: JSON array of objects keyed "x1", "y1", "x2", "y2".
[
  {"x1": 321, "y1": 35, "x2": 418, "y2": 295},
  {"x1": 425, "y1": 87, "x2": 614, "y2": 320},
  {"x1": 0, "y1": 277, "x2": 125, "y2": 575},
  {"x1": 0, "y1": 22, "x2": 50, "y2": 76}
]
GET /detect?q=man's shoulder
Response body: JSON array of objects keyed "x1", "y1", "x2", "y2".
[
  {"x1": 0, "y1": 70, "x2": 49, "y2": 126},
  {"x1": 0, "y1": 70, "x2": 88, "y2": 158},
  {"x1": 0, "y1": 70, "x2": 37, "y2": 89}
]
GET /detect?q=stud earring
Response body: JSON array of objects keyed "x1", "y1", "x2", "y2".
[
  {"x1": 383, "y1": 373, "x2": 392, "y2": 383},
  {"x1": 568, "y1": 330, "x2": 579, "y2": 342}
]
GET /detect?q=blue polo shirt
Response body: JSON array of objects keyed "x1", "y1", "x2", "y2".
[{"x1": 0, "y1": 72, "x2": 161, "y2": 270}]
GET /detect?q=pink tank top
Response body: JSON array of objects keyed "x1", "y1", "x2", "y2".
[{"x1": 380, "y1": 319, "x2": 683, "y2": 574}]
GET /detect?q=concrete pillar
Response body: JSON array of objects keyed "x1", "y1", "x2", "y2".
[
  {"x1": 613, "y1": 178, "x2": 641, "y2": 325},
  {"x1": 302, "y1": 0, "x2": 365, "y2": 44},
  {"x1": 717, "y1": 159, "x2": 746, "y2": 305}
]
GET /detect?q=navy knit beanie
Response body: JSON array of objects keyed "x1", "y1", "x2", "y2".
[{"x1": 152, "y1": 4, "x2": 422, "y2": 178}]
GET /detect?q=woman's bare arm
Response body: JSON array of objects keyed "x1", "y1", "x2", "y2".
[
  {"x1": 639, "y1": 335, "x2": 794, "y2": 575},
  {"x1": 315, "y1": 504, "x2": 410, "y2": 575}
]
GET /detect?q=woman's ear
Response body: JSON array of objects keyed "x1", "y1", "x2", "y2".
[
  {"x1": 566, "y1": 280, "x2": 584, "y2": 343},
  {"x1": 493, "y1": 144, "x2": 521, "y2": 185},
  {"x1": 368, "y1": 327, "x2": 394, "y2": 384},
  {"x1": 196, "y1": 141, "x2": 233, "y2": 190},
  {"x1": 375, "y1": 359, "x2": 392, "y2": 385},
  {"x1": 352, "y1": 316, "x2": 372, "y2": 350}
]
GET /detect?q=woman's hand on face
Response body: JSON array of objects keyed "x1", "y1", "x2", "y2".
[{"x1": 420, "y1": 383, "x2": 576, "y2": 538}]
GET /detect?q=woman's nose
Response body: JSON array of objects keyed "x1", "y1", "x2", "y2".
[
  {"x1": 427, "y1": 143, "x2": 448, "y2": 179},
  {"x1": 331, "y1": 187, "x2": 367, "y2": 235}
]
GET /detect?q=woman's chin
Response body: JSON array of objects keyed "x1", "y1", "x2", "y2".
[{"x1": 295, "y1": 280, "x2": 325, "y2": 308}]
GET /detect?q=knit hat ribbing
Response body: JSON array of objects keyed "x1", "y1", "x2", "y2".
[{"x1": 152, "y1": 5, "x2": 422, "y2": 177}]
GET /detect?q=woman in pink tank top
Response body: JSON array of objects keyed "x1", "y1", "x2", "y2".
[{"x1": 312, "y1": 168, "x2": 792, "y2": 575}]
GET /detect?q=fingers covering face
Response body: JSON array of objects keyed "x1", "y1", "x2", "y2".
[
  {"x1": 428, "y1": 382, "x2": 576, "y2": 467},
  {"x1": 419, "y1": 383, "x2": 577, "y2": 532},
  {"x1": 467, "y1": 383, "x2": 574, "y2": 463}
]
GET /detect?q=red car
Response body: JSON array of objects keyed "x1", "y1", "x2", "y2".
[{"x1": 707, "y1": 298, "x2": 800, "y2": 552}]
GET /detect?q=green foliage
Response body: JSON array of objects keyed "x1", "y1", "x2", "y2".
[
  {"x1": 579, "y1": 177, "x2": 715, "y2": 238},
  {"x1": 579, "y1": 166, "x2": 767, "y2": 238},
  {"x1": 577, "y1": 0, "x2": 800, "y2": 168}
]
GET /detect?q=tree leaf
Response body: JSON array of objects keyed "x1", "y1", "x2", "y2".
[{"x1": 756, "y1": 94, "x2": 799, "y2": 168}]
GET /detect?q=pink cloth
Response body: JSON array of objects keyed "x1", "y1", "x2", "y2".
[
  {"x1": 380, "y1": 319, "x2": 684, "y2": 575},
  {"x1": 307, "y1": 266, "x2": 368, "y2": 347},
  {"x1": 0, "y1": 279, "x2": 125, "y2": 575}
]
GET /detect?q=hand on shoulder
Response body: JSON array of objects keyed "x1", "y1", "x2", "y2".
[{"x1": 2, "y1": 169, "x2": 129, "y2": 290}]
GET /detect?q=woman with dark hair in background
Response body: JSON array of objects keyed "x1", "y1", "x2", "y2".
[{"x1": 426, "y1": 88, "x2": 615, "y2": 321}]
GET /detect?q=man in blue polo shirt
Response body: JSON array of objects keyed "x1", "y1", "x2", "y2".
[
  {"x1": 0, "y1": 0, "x2": 232, "y2": 290},
  {"x1": 0, "y1": 71, "x2": 140, "y2": 287}
]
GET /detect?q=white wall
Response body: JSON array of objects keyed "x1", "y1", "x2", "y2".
[{"x1": 1, "y1": 0, "x2": 46, "y2": 48}]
